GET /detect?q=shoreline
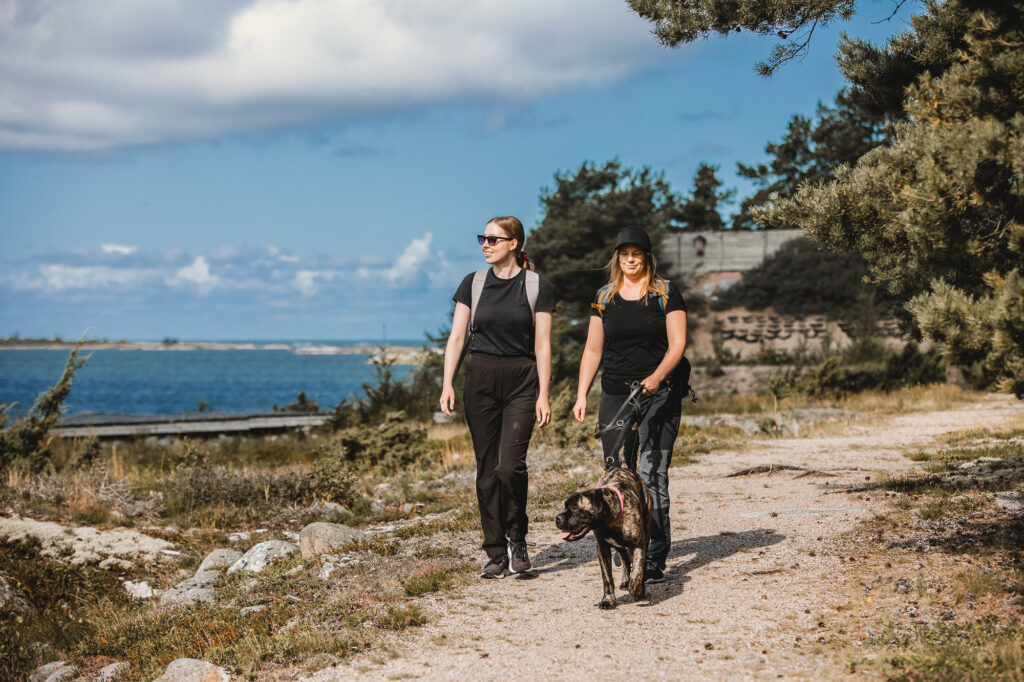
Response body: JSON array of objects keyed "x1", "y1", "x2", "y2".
[{"x1": 0, "y1": 341, "x2": 422, "y2": 353}]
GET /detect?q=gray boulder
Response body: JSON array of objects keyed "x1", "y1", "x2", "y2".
[
  {"x1": 227, "y1": 540, "x2": 297, "y2": 574},
  {"x1": 123, "y1": 580, "x2": 155, "y2": 599},
  {"x1": 159, "y1": 570, "x2": 220, "y2": 606},
  {"x1": 151, "y1": 658, "x2": 230, "y2": 682},
  {"x1": 0, "y1": 575, "x2": 35, "y2": 613},
  {"x1": 197, "y1": 548, "x2": 243, "y2": 574},
  {"x1": 29, "y1": 661, "x2": 76, "y2": 682},
  {"x1": 299, "y1": 522, "x2": 365, "y2": 558},
  {"x1": 90, "y1": 662, "x2": 129, "y2": 681}
]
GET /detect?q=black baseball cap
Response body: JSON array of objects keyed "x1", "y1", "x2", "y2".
[{"x1": 614, "y1": 226, "x2": 651, "y2": 253}]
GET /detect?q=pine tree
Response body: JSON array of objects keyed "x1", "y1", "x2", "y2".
[
  {"x1": 676, "y1": 163, "x2": 734, "y2": 231},
  {"x1": 764, "y1": 0, "x2": 1024, "y2": 395},
  {"x1": 627, "y1": 0, "x2": 856, "y2": 75}
]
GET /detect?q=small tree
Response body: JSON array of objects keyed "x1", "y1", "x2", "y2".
[
  {"x1": 675, "y1": 163, "x2": 734, "y2": 231},
  {"x1": 0, "y1": 346, "x2": 86, "y2": 472}
]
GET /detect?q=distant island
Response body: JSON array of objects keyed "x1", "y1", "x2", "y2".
[{"x1": 0, "y1": 335, "x2": 431, "y2": 363}]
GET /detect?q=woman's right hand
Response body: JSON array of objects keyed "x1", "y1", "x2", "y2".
[
  {"x1": 572, "y1": 396, "x2": 587, "y2": 423},
  {"x1": 439, "y1": 385, "x2": 455, "y2": 417}
]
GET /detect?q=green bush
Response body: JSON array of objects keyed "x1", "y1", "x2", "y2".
[
  {"x1": 798, "y1": 342, "x2": 945, "y2": 397},
  {"x1": 334, "y1": 411, "x2": 430, "y2": 473},
  {"x1": 164, "y1": 466, "x2": 314, "y2": 514},
  {"x1": 310, "y1": 444, "x2": 357, "y2": 506},
  {"x1": 1, "y1": 347, "x2": 85, "y2": 473}
]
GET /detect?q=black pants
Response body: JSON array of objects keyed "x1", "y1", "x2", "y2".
[
  {"x1": 598, "y1": 379, "x2": 682, "y2": 570},
  {"x1": 464, "y1": 353, "x2": 538, "y2": 558}
]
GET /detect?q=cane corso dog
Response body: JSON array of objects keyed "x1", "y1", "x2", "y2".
[{"x1": 555, "y1": 467, "x2": 652, "y2": 609}]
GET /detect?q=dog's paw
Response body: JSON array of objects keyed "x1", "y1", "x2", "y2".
[
  {"x1": 599, "y1": 597, "x2": 617, "y2": 610},
  {"x1": 630, "y1": 586, "x2": 647, "y2": 602}
]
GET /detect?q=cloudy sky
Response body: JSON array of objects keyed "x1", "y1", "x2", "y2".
[{"x1": 0, "y1": 0, "x2": 916, "y2": 341}]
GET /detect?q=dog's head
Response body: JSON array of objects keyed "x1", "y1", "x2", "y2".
[{"x1": 555, "y1": 489, "x2": 607, "y2": 542}]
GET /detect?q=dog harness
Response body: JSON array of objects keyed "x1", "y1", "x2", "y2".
[{"x1": 594, "y1": 484, "x2": 626, "y2": 527}]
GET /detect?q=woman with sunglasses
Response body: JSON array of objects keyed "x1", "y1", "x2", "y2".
[
  {"x1": 440, "y1": 216, "x2": 555, "y2": 579},
  {"x1": 572, "y1": 226, "x2": 687, "y2": 584}
]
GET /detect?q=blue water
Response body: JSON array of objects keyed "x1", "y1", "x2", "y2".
[{"x1": 0, "y1": 343, "x2": 419, "y2": 416}]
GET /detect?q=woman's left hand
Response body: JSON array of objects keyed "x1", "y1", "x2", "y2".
[
  {"x1": 535, "y1": 396, "x2": 551, "y2": 428},
  {"x1": 640, "y1": 375, "x2": 661, "y2": 394}
]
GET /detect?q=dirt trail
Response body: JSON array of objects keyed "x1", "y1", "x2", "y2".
[{"x1": 307, "y1": 395, "x2": 1024, "y2": 681}]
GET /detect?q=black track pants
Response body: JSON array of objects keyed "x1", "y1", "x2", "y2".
[
  {"x1": 463, "y1": 354, "x2": 538, "y2": 558},
  {"x1": 598, "y1": 380, "x2": 682, "y2": 569}
]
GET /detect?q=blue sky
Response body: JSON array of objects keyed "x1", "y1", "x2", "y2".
[{"x1": 0, "y1": 0, "x2": 917, "y2": 341}]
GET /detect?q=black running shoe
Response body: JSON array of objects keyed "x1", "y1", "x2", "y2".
[
  {"x1": 480, "y1": 554, "x2": 509, "y2": 579},
  {"x1": 508, "y1": 541, "x2": 531, "y2": 574},
  {"x1": 644, "y1": 564, "x2": 665, "y2": 584}
]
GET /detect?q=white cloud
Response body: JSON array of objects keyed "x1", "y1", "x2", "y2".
[
  {"x1": 169, "y1": 256, "x2": 219, "y2": 293},
  {"x1": 5, "y1": 264, "x2": 158, "y2": 291},
  {"x1": 291, "y1": 269, "x2": 340, "y2": 296},
  {"x1": 99, "y1": 243, "x2": 137, "y2": 255},
  {"x1": 0, "y1": 0, "x2": 664, "y2": 150}
]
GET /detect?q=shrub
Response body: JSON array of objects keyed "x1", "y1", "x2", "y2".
[
  {"x1": 310, "y1": 444, "x2": 357, "y2": 507},
  {"x1": 333, "y1": 412, "x2": 429, "y2": 473},
  {"x1": 1, "y1": 346, "x2": 85, "y2": 473},
  {"x1": 797, "y1": 342, "x2": 945, "y2": 397}
]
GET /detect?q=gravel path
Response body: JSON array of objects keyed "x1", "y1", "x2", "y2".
[{"x1": 306, "y1": 395, "x2": 1024, "y2": 681}]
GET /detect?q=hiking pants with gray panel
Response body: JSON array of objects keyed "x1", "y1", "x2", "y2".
[{"x1": 598, "y1": 379, "x2": 683, "y2": 570}]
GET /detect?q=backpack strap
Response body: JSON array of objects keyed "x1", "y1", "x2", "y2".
[
  {"x1": 524, "y1": 270, "x2": 540, "y2": 316},
  {"x1": 591, "y1": 284, "x2": 615, "y2": 317},
  {"x1": 468, "y1": 269, "x2": 488, "y2": 329},
  {"x1": 651, "y1": 278, "x2": 669, "y2": 313}
]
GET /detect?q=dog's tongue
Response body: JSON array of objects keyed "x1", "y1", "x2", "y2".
[{"x1": 557, "y1": 531, "x2": 572, "y2": 540}]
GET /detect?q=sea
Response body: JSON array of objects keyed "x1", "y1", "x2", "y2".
[{"x1": 0, "y1": 341, "x2": 422, "y2": 417}]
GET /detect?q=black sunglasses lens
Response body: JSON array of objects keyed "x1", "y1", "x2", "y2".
[{"x1": 477, "y1": 235, "x2": 500, "y2": 246}]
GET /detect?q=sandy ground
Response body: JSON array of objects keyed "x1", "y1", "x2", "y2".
[{"x1": 305, "y1": 395, "x2": 1024, "y2": 681}]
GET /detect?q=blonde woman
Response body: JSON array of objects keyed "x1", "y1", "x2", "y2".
[
  {"x1": 572, "y1": 226, "x2": 687, "y2": 583},
  {"x1": 440, "y1": 216, "x2": 554, "y2": 579}
]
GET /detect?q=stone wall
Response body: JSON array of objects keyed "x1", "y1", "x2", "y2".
[{"x1": 658, "y1": 229, "x2": 803, "y2": 290}]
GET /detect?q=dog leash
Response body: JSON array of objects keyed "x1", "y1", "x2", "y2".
[
  {"x1": 597, "y1": 382, "x2": 647, "y2": 469},
  {"x1": 594, "y1": 484, "x2": 625, "y2": 527}
]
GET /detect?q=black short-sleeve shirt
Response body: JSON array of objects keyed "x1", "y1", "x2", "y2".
[
  {"x1": 592, "y1": 280, "x2": 687, "y2": 394},
  {"x1": 453, "y1": 269, "x2": 556, "y2": 358}
]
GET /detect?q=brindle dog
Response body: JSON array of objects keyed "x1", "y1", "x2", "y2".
[{"x1": 555, "y1": 467, "x2": 652, "y2": 609}]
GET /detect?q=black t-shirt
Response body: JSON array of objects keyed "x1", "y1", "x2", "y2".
[
  {"x1": 592, "y1": 280, "x2": 687, "y2": 394},
  {"x1": 453, "y1": 269, "x2": 556, "y2": 358}
]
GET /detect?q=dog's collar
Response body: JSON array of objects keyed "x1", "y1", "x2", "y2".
[{"x1": 594, "y1": 485, "x2": 625, "y2": 527}]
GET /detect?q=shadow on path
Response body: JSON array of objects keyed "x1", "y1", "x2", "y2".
[{"x1": 530, "y1": 528, "x2": 784, "y2": 606}]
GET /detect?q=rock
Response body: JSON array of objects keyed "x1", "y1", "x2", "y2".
[
  {"x1": 318, "y1": 553, "x2": 360, "y2": 580},
  {"x1": 196, "y1": 549, "x2": 243, "y2": 574},
  {"x1": 370, "y1": 499, "x2": 385, "y2": 514},
  {"x1": 0, "y1": 516, "x2": 174, "y2": 566},
  {"x1": 91, "y1": 662, "x2": 129, "y2": 681},
  {"x1": 227, "y1": 531, "x2": 250, "y2": 543},
  {"x1": 282, "y1": 531, "x2": 300, "y2": 542},
  {"x1": 0, "y1": 574, "x2": 35, "y2": 613},
  {"x1": 239, "y1": 604, "x2": 266, "y2": 615},
  {"x1": 299, "y1": 522, "x2": 365, "y2": 558},
  {"x1": 28, "y1": 661, "x2": 76, "y2": 682},
  {"x1": 123, "y1": 580, "x2": 155, "y2": 599},
  {"x1": 227, "y1": 540, "x2": 297, "y2": 574},
  {"x1": 995, "y1": 491, "x2": 1024, "y2": 512},
  {"x1": 98, "y1": 557, "x2": 135, "y2": 571},
  {"x1": 159, "y1": 571, "x2": 220, "y2": 606},
  {"x1": 151, "y1": 658, "x2": 230, "y2": 682},
  {"x1": 307, "y1": 500, "x2": 353, "y2": 521}
]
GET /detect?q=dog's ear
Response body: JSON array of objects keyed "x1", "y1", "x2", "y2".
[{"x1": 585, "y1": 489, "x2": 606, "y2": 517}]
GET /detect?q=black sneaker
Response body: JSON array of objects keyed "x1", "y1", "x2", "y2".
[
  {"x1": 644, "y1": 564, "x2": 665, "y2": 584},
  {"x1": 480, "y1": 554, "x2": 509, "y2": 579},
  {"x1": 508, "y1": 541, "x2": 531, "y2": 574}
]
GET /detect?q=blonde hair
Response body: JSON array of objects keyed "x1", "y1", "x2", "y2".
[
  {"x1": 487, "y1": 216, "x2": 533, "y2": 270},
  {"x1": 603, "y1": 247, "x2": 660, "y2": 304}
]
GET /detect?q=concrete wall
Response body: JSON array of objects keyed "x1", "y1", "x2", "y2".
[{"x1": 658, "y1": 229, "x2": 803, "y2": 287}]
